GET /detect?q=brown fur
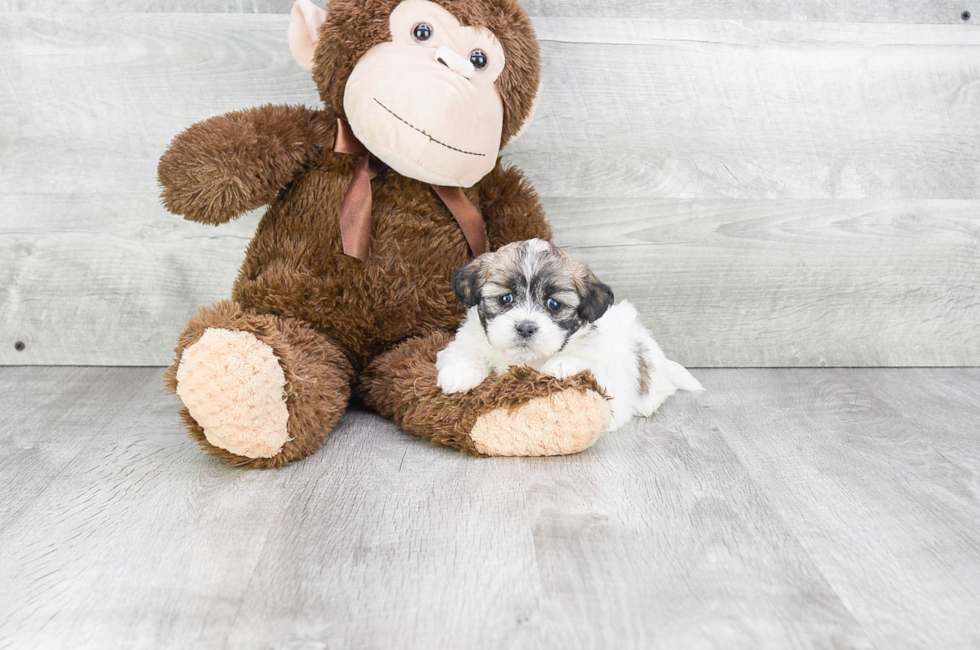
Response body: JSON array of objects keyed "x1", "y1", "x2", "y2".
[
  {"x1": 635, "y1": 340, "x2": 652, "y2": 398},
  {"x1": 356, "y1": 331, "x2": 605, "y2": 455},
  {"x1": 158, "y1": 105, "x2": 334, "y2": 225},
  {"x1": 164, "y1": 300, "x2": 354, "y2": 468},
  {"x1": 159, "y1": 0, "x2": 606, "y2": 467}
]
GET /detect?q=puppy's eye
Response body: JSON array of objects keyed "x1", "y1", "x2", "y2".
[
  {"x1": 412, "y1": 23, "x2": 433, "y2": 43},
  {"x1": 545, "y1": 298, "x2": 562, "y2": 312},
  {"x1": 498, "y1": 294, "x2": 514, "y2": 306},
  {"x1": 469, "y1": 49, "x2": 488, "y2": 70}
]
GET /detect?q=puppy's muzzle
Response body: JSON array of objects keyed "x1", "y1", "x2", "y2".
[{"x1": 515, "y1": 322, "x2": 538, "y2": 339}]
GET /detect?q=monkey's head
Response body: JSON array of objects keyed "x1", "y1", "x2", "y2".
[{"x1": 288, "y1": 0, "x2": 542, "y2": 188}]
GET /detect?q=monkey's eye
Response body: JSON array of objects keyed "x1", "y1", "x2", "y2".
[
  {"x1": 499, "y1": 294, "x2": 514, "y2": 306},
  {"x1": 545, "y1": 298, "x2": 562, "y2": 312},
  {"x1": 469, "y1": 49, "x2": 488, "y2": 70},
  {"x1": 412, "y1": 23, "x2": 433, "y2": 43}
]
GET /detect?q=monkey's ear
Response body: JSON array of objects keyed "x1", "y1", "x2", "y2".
[
  {"x1": 577, "y1": 272, "x2": 615, "y2": 323},
  {"x1": 452, "y1": 259, "x2": 485, "y2": 309},
  {"x1": 505, "y1": 82, "x2": 544, "y2": 147},
  {"x1": 288, "y1": 0, "x2": 327, "y2": 73}
]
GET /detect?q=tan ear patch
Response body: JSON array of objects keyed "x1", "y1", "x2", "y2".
[
  {"x1": 469, "y1": 389, "x2": 610, "y2": 456},
  {"x1": 175, "y1": 328, "x2": 290, "y2": 459},
  {"x1": 288, "y1": 0, "x2": 327, "y2": 73}
]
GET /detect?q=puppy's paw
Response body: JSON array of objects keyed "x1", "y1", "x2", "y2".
[
  {"x1": 539, "y1": 356, "x2": 588, "y2": 380},
  {"x1": 437, "y1": 362, "x2": 489, "y2": 394}
]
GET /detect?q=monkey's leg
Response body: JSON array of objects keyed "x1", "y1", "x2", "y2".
[
  {"x1": 164, "y1": 300, "x2": 353, "y2": 469},
  {"x1": 358, "y1": 331, "x2": 611, "y2": 456}
]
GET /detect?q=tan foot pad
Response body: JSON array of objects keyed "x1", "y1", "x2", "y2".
[
  {"x1": 175, "y1": 328, "x2": 290, "y2": 459},
  {"x1": 470, "y1": 390, "x2": 611, "y2": 456}
]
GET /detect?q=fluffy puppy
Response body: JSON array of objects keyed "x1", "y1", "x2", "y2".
[{"x1": 436, "y1": 239, "x2": 703, "y2": 431}]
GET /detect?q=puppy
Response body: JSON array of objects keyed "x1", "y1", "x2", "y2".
[{"x1": 436, "y1": 239, "x2": 703, "y2": 431}]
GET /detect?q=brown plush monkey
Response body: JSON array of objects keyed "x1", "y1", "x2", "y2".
[{"x1": 159, "y1": 0, "x2": 611, "y2": 468}]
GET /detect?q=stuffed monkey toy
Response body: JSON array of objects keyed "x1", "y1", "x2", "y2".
[{"x1": 159, "y1": 0, "x2": 611, "y2": 468}]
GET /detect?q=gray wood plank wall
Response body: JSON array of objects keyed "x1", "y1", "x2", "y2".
[{"x1": 1, "y1": 3, "x2": 978, "y2": 366}]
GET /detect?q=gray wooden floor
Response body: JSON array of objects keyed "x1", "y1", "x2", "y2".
[{"x1": 1, "y1": 367, "x2": 978, "y2": 650}]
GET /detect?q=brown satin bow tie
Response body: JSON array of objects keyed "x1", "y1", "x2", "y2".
[{"x1": 333, "y1": 119, "x2": 489, "y2": 262}]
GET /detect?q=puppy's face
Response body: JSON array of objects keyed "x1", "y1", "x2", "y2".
[{"x1": 452, "y1": 239, "x2": 614, "y2": 362}]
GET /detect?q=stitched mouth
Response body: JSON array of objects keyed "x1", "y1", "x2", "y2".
[{"x1": 373, "y1": 98, "x2": 485, "y2": 157}]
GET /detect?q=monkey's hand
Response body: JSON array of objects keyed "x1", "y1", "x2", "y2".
[{"x1": 157, "y1": 105, "x2": 332, "y2": 225}]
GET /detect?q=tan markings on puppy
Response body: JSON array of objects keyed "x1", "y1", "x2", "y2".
[
  {"x1": 459, "y1": 239, "x2": 614, "y2": 363},
  {"x1": 482, "y1": 239, "x2": 592, "y2": 306},
  {"x1": 635, "y1": 339, "x2": 651, "y2": 397}
]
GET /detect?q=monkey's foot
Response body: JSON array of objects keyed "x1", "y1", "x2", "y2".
[
  {"x1": 359, "y1": 330, "x2": 611, "y2": 457},
  {"x1": 175, "y1": 328, "x2": 290, "y2": 459},
  {"x1": 165, "y1": 301, "x2": 354, "y2": 469},
  {"x1": 469, "y1": 388, "x2": 610, "y2": 456}
]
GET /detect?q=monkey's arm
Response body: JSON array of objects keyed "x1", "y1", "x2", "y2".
[
  {"x1": 158, "y1": 105, "x2": 333, "y2": 225},
  {"x1": 478, "y1": 164, "x2": 553, "y2": 248}
]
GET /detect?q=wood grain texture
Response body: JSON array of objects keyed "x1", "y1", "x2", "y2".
[
  {"x1": 2, "y1": 367, "x2": 980, "y2": 649},
  {"x1": 2, "y1": 197, "x2": 977, "y2": 366},
  {"x1": 705, "y1": 368, "x2": 980, "y2": 649},
  {"x1": 4, "y1": 16, "x2": 979, "y2": 200},
  {"x1": 524, "y1": 19, "x2": 980, "y2": 200},
  {"x1": 552, "y1": 198, "x2": 980, "y2": 367},
  {"x1": 2, "y1": 13, "x2": 979, "y2": 366},
  {"x1": 0, "y1": 0, "x2": 975, "y2": 23}
]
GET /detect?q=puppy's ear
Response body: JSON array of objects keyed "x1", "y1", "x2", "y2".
[
  {"x1": 577, "y1": 272, "x2": 615, "y2": 322},
  {"x1": 452, "y1": 258, "x2": 484, "y2": 308}
]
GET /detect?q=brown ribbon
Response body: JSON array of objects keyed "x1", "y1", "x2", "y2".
[{"x1": 333, "y1": 119, "x2": 489, "y2": 261}]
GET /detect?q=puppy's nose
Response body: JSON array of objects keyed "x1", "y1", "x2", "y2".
[{"x1": 515, "y1": 322, "x2": 538, "y2": 339}]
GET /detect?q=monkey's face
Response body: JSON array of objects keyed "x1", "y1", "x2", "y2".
[{"x1": 343, "y1": 0, "x2": 506, "y2": 187}]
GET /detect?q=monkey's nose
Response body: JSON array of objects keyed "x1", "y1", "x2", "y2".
[
  {"x1": 435, "y1": 45, "x2": 475, "y2": 79},
  {"x1": 515, "y1": 322, "x2": 538, "y2": 339}
]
